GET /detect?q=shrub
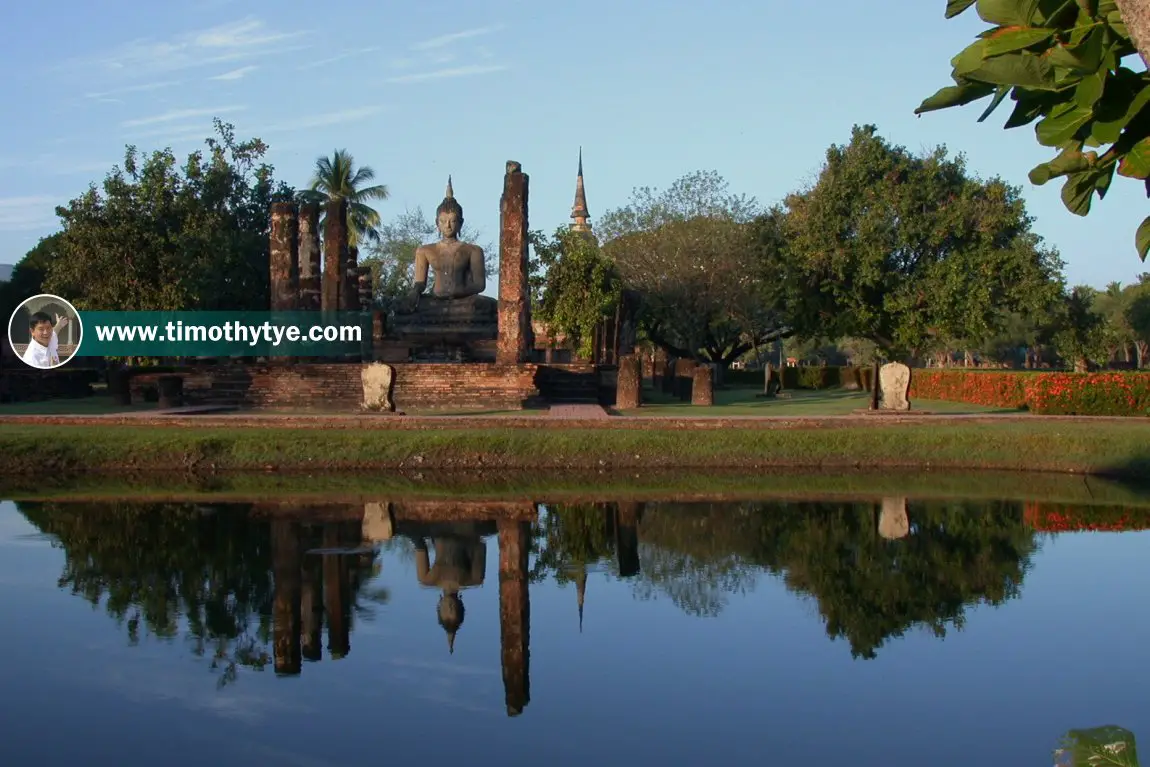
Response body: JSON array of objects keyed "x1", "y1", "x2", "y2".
[
  {"x1": 1023, "y1": 372, "x2": 1150, "y2": 417},
  {"x1": 1023, "y1": 503, "x2": 1150, "y2": 532},
  {"x1": 909, "y1": 371, "x2": 1029, "y2": 409}
]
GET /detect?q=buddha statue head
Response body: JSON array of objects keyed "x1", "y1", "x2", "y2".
[
  {"x1": 437, "y1": 591, "x2": 465, "y2": 654},
  {"x1": 436, "y1": 176, "x2": 464, "y2": 240}
]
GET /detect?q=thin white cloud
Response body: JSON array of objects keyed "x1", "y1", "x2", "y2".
[
  {"x1": 387, "y1": 64, "x2": 506, "y2": 84},
  {"x1": 85, "y1": 81, "x2": 182, "y2": 99},
  {"x1": 410, "y1": 25, "x2": 503, "y2": 51},
  {"x1": 297, "y1": 47, "x2": 381, "y2": 71},
  {"x1": 258, "y1": 106, "x2": 386, "y2": 133},
  {"x1": 0, "y1": 196, "x2": 61, "y2": 232},
  {"x1": 57, "y1": 17, "x2": 310, "y2": 79},
  {"x1": 209, "y1": 65, "x2": 258, "y2": 81},
  {"x1": 122, "y1": 106, "x2": 247, "y2": 128}
]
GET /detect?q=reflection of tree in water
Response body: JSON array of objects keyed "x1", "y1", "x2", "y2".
[
  {"x1": 18, "y1": 501, "x2": 383, "y2": 686},
  {"x1": 754, "y1": 501, "x2": 1039, "y2": 659},
  {"x1": 530, "y1": 504, "x2": 615, "y2": 585},
  {"x1": 531, "y1": 499, "x2": 1040, "y2": 658},
  {"x1": 630, "y1": 503, "x2": 762, "y2": 618}
]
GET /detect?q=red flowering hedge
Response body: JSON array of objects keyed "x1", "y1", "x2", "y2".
[
  {"x1": 908, "y1": 370, "x2": 1150, "y2": 417},
  {"x1": 909, "y1": 370, "x2": 1029, "y2": 409},
  {"x1": 1024, "y1": 503, "x2": 1150, "y2": 532},
  {"x1": 1023, "y1": 372, "x2": 1150, "y2": 416},
  {"x1": 724, "y1": 366, "x2": 1150, "y2": 415}
]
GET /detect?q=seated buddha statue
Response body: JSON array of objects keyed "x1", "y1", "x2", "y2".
[{"x1": 393, "y1": 178, "x2": 498, "y2": 343}]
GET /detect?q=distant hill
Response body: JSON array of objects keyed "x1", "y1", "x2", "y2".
[{"x1": 0, "y1": 264, "x2": 12, "y2": 283}]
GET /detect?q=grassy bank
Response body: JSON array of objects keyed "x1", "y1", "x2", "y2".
[
  {"x1": 622, "y1": 387, "x2": 1021, "y2": 416},
  {"x1": 2, "y1": 467, "x2": 1148, "y2": 507},
  {"x1": 1, "y1": 419, "x2": 1147, "y2": 478}
]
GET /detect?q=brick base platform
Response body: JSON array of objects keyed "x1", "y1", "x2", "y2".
[{"x1": 128, "y1": 362, "x2": 547, "y2": 411}]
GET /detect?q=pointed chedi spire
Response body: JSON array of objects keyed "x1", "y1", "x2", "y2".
[
  {"x1": 570, "y1": 148, "x2": 591, "y2": 233},
  {"x1": 576, "y1": 565, "x2": 587, "y2": 633}
]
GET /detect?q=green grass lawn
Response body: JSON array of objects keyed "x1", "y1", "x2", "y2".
[
  {"x1": 0, "y1": 419, "x2": 1146, "y2": 477},
  {"x1": 619, "y1": 386, "x2": 1023, "y2": 416}
]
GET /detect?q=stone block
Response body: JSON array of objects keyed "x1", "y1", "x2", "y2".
[
  {"x1": 879, "y1": 497, "x2": 909, "y2": 540},
  {"x1": 878, "y1": 361, "x2": 912, "y2": 410},
  {"x1": 691, "y1": 364, "x2": 714, "y2": 406},
  {"x1": 361, "y1": 362, "x2": 396, "y2": 411},
  {"x1": 616, "y1": 354, "x2": 642, "y2": 409}
]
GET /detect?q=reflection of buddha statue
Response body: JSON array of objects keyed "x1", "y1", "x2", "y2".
[
  {"x1": 393, "y1": 178, "x2": 498, "y2": 344},
  {"x1": 410, "y1": 531, "x2": 487, "y2": 653}
]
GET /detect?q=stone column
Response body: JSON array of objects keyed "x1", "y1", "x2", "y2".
[
  {"x1": 271, "y1": 519, "x2": 302, "y2": 676},
  {"x1": 692, "y1": 364, "x2": 714, "y2": 406},
  {"x1": 322, "y1": 523, "x2": 351, "y2": 660},
  {"x1": 322, "y1": 199, "x2": 348, "y2": 313},
  {"x1": 497, "y1": 161, "x2": 532, "y2": 365},
  {"x1": 298, "y1": 203, "x2": 322, "y2": 311},
  {"x1": 498, "y1": 517, "x2": 531, "y2": 717},
  {"x1": 616, "y1": 354, "x2": 641, "y2": 409},
  {"x1": 301, "y1": 540, "x2": 324, "y2": 662},
  {"x1": 269, "y1": 202, "x2": 300, "y2": 312},
  {"x1": 614, "y1": 502, "x2": 642, "y2": 578}
]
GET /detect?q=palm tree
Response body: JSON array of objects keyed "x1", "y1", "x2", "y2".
[{"x1": 298, "y1": 149, "x2": 389, "y2": 248}]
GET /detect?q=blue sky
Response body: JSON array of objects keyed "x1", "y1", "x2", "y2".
[{"x1": 1, "y1": 0, "x2": 1147, "y2": 290}]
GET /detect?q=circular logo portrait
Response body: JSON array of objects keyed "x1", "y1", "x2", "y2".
[{"x1": 6, "y1": 294, "x2": 84, "y2": 370}]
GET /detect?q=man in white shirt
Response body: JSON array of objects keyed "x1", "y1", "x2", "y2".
[{"x1": 21, "y1": 311, "x2": 70, "y2": 369}]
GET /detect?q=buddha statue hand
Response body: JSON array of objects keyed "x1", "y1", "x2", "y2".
[{"x1": 399, "y1": 284, "x2": 425, "y2": 314}]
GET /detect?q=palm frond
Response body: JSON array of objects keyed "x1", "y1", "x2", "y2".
[{"x1": 354, "y1": 183, "x2": 390, "y2": 202}]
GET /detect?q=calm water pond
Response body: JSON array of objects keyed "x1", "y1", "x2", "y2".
[{"x1": 1, "y1": 495, "x2": 1148, "y2": 766}]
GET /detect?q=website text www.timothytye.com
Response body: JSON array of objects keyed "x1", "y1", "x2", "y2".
[{"x1": 92, "y1": 319, "x2": 363, "y2": 347}]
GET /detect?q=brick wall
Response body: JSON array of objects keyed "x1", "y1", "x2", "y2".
[{"x1": 128, "y1": 362, "x2": 543, "y2": 411}]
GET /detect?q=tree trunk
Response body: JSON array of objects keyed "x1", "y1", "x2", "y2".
[
  {"x1": 1136, "y1": 340, "x2": 1147, "y2": 368},
  {"x1": 1114, "y1": 0, "x2": 1150, "y2": 69}
]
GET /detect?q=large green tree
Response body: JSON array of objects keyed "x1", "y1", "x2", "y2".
[
  {"x1": 529, "y1": 227, "x2": 622, "y2": 360},
  {"x1": 1052, "y1": 285, "x2": 1112, "y2": 369},
  {"x1": 0, "y1": 233, "x2": 60, "y2": 325},
  {"x1": 917, "y1": 0, "x2": 1150, "y2": 261},
  {"x1": 45, "y1": 120, "x2": 293, "y2": 311},
  {"x1": 298, "y1": 149, "x2": 389, "y2": 248},
  {"x1": 775, "y1": 125, "x2": 1065, "y2": 361},
  {"x1": 1127, "y1": 273, "x2": 1150, "y2": 365},
  {"x1": 19, "y1": 501, "x2": 383, "y2": 687},
  {"x1": 599, "y1": 171, "x2": 790, "y2": 367}
]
